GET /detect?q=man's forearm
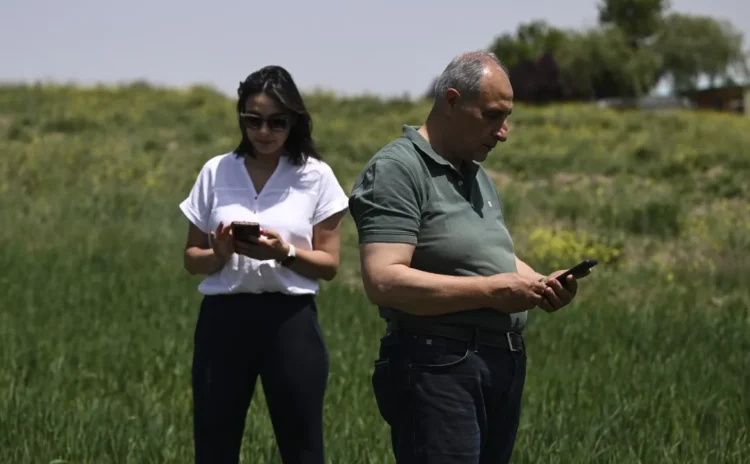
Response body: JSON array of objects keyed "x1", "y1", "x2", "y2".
[
  {"x1": 364, "y1": 264, "x2": 494, "y2": 316},
  {"x1": 515, "y1": 256, "x2": 545, "y2": 281}
]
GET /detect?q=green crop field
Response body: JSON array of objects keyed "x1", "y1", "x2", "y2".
[{"x1": 1, "y1": 82, "x2": 749, "y2": 463}]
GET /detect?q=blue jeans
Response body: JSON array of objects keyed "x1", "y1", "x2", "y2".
[{"x1": 372, "y1": 328, "x2": 527, "y2": 464}]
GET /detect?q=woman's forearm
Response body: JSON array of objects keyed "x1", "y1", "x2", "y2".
[
  {"x1": 184, "y1": 247, "x2": 229, "y2": 275},
  {"x1": 185, "y1": 244, "x2": 338, "y2": 281},
  {"x1": 283, "y1": 248, "x2": 339, "y2": 281}
]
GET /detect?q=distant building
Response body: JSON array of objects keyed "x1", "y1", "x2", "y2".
[
  {"x1": 596, "y1": 85, "x2": 750, "y2": 116},
  {"x1": 596, "y1": 96, "x2": 695, "y2": 111},
  {"x1": 683, "y1": 85, "x2": 749, "y2": 116}
]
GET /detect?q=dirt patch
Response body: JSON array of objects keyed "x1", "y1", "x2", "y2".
[
  {"x1": 0, "y1": 115, "x2": 12, "y2": 132},
  {"x1": 551, "y1": 172, "x2": 614, "y2": 186},
  {"x1": 485, "y1": 169, "x2": 617, "y2": 190},
  {"x1": 705, "y1": 165, "x2": 725, "y2": 179},
  {"x1": 688, "y1": 198, "x2": 750, "y2": 217}
]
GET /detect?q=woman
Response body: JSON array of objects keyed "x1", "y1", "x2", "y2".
[{"x1": 179, "y1": 65, "x2": 349, "y2": 464}]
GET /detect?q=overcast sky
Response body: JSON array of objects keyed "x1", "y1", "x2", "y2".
[{"x1": 1, "y1": 0, "x2": 748, "y2": 98}]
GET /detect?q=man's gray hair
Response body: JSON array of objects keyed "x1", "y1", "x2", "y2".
[{"x1": 433, "y1": 51, "x2": 508, "y2": 103}]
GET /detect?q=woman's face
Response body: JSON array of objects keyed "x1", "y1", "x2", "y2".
[{"x1": 240, "y1": 92, "x2": 293, "y2": 157}]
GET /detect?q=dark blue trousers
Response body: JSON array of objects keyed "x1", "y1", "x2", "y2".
[
  {"x1": 372, "y1": 328, "x2": 527, "y2": 464},
  {"x1": 191, "y1": 292, "x2": 329, "y2": 464}
]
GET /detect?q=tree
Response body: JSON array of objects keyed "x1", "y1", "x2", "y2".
[
  {"x1": 473, "y1": 2, "x2": 748, "y2": 102},
  {"x1": 507, "y1": 53, "x2": 570, "y2": 103},
  {"x1": 489, "y1": 21, "x2": 592, "y2": 102},
  {"x1": 654, "y1": 13, "x2": 749, "y2": 93},
  {"x1": 555, "y1": 26, "x2": 662, "y2": 99},
  {"x1": 420, "y1": 20, "x2": 576, "y2": 102},
  {"x1": 597, "y1": 0, "x2": 671, "y2": 47},
  {"x1": 489, "y1": 20, "x2": 568, "y2": 70}
]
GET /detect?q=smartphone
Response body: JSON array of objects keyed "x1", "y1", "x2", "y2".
[
  {"x1": 555, "y1": 259, "x2": 598, "y2": 286},
  {"x1": 231, "y1": 221, "x2": 260, "y2": 242}
]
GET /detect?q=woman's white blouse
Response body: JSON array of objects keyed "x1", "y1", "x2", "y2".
[{"x1": 180, "y1": 152, "x2": 350, "y2": 296}]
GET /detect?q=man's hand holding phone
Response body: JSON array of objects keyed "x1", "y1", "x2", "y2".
[
  {"x1": 537, "y1": 259, "x2": 597, "y2": 313},
  {"x1": 537, "y1": 272, "x2": 577, "y2": 312}
]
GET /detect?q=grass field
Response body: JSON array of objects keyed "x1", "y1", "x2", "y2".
[{"x1": 1, "y1": 82, "x2": 749, "y2": 463}]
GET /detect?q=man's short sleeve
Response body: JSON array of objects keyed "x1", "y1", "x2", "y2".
[
  {"x1": 348, "y1": 156, "x2": 422, "y2": 245},
  {"x1": 179, "y1": 161, "x2": 213, "y2": 233}
]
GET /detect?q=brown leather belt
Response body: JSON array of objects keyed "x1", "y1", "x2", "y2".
[{"x1": 386, "y1": 319, "x2": 525, "y2": 353}]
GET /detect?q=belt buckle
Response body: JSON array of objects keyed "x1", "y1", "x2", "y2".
[{"x1": 506, "y1": 332, "x2": 521, "y2": 352}]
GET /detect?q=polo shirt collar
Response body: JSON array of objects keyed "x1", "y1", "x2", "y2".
[{"x1": 402, "y1": 124, "x2": 480, "y2": 178}]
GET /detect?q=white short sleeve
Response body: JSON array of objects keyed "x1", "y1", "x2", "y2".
[
  {"x1": 312, "y1": 162, "x2": 349, "y2": 225},
  {"x1": 179, "y1": 161, "x2": 214, "y2": 233}
]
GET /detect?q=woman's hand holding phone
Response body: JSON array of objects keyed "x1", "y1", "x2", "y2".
[
  {"x1": 210, "y1": 222, "x2": 235, "y2": 263},
  {"x1": 234, "y1": 228, "x2": 290, "y2": 262}
]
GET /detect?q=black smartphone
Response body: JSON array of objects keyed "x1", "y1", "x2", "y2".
[
  {"x1": 555, "y1": 259, "x2": 598, "y2": 286},
  {"x1": 231, "y1": 221, "x2": 260, "y2": 242}
]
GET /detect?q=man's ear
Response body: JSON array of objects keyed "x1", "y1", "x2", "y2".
[{"x1": 445, "y1": 88, "x2": 461, "y2": 108}]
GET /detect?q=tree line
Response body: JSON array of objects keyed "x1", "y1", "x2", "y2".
[{"x1": 427, "y1": 0, "x2": 749, "y2": 102}]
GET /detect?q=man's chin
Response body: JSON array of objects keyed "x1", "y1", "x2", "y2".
[{"x1": 473, "y1": 151, "x2": 491, "y2": 163}]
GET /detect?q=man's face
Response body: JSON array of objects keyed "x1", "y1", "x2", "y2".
[{"x1": 449, "y1": 67, "x2": 513, "y2": 163}]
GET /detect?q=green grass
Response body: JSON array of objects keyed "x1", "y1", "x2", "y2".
[{"x1": 1, "y1": 82, "x2": 749, "y2": 463}]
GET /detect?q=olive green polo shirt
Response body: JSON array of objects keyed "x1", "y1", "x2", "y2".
[{"x1": 348, "y1": 125, "x2": 526, "y2": 333}]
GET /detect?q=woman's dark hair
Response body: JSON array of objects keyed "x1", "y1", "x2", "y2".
[{"x1": 233, "y1": 65, "x2": 321, "y2": 165}]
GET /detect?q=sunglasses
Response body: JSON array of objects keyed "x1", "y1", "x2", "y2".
[{"x1": 239, "y1": 113, "x2": 292, "y2": 132}]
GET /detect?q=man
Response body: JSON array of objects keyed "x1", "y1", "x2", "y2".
[{"x1": 348, "y1": 51, "x2": 590, "y2": 463}]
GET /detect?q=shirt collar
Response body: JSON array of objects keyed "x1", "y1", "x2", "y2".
[{"x1": 402, "y1": 124, "x2": 480, "y2": 179}]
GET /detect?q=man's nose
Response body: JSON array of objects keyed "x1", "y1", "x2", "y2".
[{"x1": 495, "y1": 121, "x2": 508, "y2": 141}]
